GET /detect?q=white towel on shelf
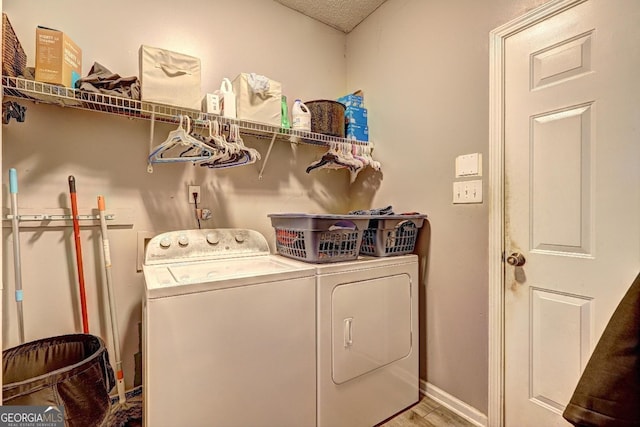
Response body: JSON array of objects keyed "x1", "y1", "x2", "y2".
[{"x1": 247, "y1": 73, "x2": 270, "y2": 95}]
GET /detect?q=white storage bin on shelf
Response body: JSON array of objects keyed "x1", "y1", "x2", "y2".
[
  {"x1": 139, "y1": 45, "x2": 201, "y2": 110},
  {"x1": 359, "y1": 214, "x2": 427, "y2": 257},
  {"x1": 268, "y1": 214, "x2": 370, "y2": 263}
]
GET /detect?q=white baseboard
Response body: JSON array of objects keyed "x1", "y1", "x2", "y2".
[{"x1": 420, "y1": 380, "x2": 488, "y2": 427}]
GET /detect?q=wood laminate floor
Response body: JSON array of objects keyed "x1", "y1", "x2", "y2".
[{"x1": 378, "y1": 394, "x2": 476, "y2": 427}]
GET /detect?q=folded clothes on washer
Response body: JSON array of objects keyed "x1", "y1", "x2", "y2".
[{"x1": 348, "y1": 206, "x2": 394, "y2": 215}]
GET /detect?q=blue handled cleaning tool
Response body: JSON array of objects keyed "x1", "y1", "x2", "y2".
[{"x1": 9, "y1": 168, "x2": 25, "y2": 343}]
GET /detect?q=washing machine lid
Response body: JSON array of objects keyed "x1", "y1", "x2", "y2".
[
  {"x1": 143, "y1": 229, "x2": 315, "y2": 298},
  {"x1": 144, "y1": 255, "x2": 315, "y2": 299}
]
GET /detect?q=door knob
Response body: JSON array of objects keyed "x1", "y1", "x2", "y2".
[{"x1": 506, "y1": 252, "x2": 526, "y2": 267}]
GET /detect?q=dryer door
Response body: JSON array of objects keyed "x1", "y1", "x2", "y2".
[{"x1": 332, "y1": 274, "x2": 412, "y2": 384}]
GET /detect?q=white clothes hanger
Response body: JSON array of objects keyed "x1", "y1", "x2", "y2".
[
  {"x1": 305, "y1": 141, "x2": 380, "y2": 176},
  {"x1": 195, "y1": 122, "x2": 253, "y2": 169},
  {"x1": 228, "y1": 124, "x2": 261, "y2": 163},
  {"x1": 353, "y1": 143, "x2": 370, "y2": 167},
  {"x1": 148, "y1": 115, "x2": 214, "y2": 166},
  {"x1": 364, "y1": 144, "x2": 381, "y2": 171}
]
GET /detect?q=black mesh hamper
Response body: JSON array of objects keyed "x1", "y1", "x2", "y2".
[{"x1": 3, "y1": 334, "x2": 116, "y2": 427}]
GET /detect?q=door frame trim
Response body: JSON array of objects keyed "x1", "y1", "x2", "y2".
[{"x1": 488, "y1": 0, "x2": 588, "y2": 425}]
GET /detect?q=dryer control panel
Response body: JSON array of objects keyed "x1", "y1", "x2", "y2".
[{"x1": 144, "y1": 229, "x2": 270, "y2": 265}]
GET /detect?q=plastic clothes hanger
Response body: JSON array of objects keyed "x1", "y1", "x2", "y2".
[
  {"x1": 213, "y1": 121, "x2": 240, "y2": 156},
  {"x1": 191, "y1": 120, "x2": 224, "y2": 156},
  {"x1": 198, "y1": 122, "x2": 251, "y2": 169},
  {"x1": 332, "y1": 142, "x2": 365, "y2": 180},
  {"x1": 208, "y1": 120, "x2": 226, "y2": 152},
  {"x1": 213, "y1": 124, "x2": 261, "y2": 168},
  {"x1": 201, "y1": 152, "x2": 251, "y2": 169},
  {"x1": 364, "y1": 145, "x2": 381, "y2": 171},
  {"x1": 340, "y1": 142, "x2": 364, "y2": 171},
  {"x1": 306, "y1": 142, "x2": 358, "y2": 173},
  {"x1": 228, "y1": 124, "x2": 261, "y2": 163},
  {"x1": 181, "y1": 118, "x2": 216, "y2": 157},
  {"x1": 343, "y1": 142, "x2": 365, "y2": 180},
  {"x1": 211, "y1": 121, "x2": 239, "y2": 161},
  {"x1": 148, "y1": 116, "x2": 214, "y2": 165},
  {"x1": 353, "y1": 143, "x2": 370, "y2": 167},
  {"x1": 189, "y1": 120, "x2": 227, "y2": 166},
  {"x1": 306, "y1": 143, "x2": 347, "y2": 173}
]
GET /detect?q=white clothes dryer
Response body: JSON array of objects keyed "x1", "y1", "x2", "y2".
[
  {"x1": 142, "y1": 229, "x2": 317, "y2": 427},
  {"x1": 311, "y1": 255, "x2": 420, "y2": 427}
]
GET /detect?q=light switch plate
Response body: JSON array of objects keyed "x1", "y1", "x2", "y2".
[
  {"x1": 453, "y1": 180, "x2": 483, "y2": 204},
  {"x1": 455, "y1": 153, "x2": 482, "y2": 177}
]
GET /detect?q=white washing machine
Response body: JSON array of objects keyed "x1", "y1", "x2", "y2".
[
  {"x1": 312, "y1": 255, "x2": 419, "y2": 427},
  {"x1": 142, "y1": 229, "x2": 317, "y2": 427}
]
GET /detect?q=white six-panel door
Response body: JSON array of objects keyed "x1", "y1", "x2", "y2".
[{"x1": 502, "y1": 0, "x2": 640, "y2": 425}]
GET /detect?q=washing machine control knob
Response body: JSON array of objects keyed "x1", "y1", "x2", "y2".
[
  {"x1": 235, "y1": 234, "x2": 245, "y2": 243},
  {"x1": 206, "y1": 232, "x2": 219, "y2": 245},
  {"x1": 178, "y1": 235, "x2": 189, "y2": 247},
  {"x1": 159, "y1": 237, "x2": 172, "y2": 249}
]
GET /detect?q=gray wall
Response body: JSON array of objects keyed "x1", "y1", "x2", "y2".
[
  {"x1": 2, "y1": 0, "x2": 350, "y2": 390},
  {"x1": 2, "y1": 0, "x2": 555, "y2": 417},
  {"x1": 346, "y1": 0, "x2": 548, "y2": 413}
]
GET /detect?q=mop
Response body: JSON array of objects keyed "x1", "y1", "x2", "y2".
[
  {"x1": 9, "y1": 168, "x2": 25, "y2": 343},
  {"x1": 68, "y1": 176, "x2": 89, "y2": 333},
  {"x1": 97, "y1": 196, "x2": 141, "y2": 427}
]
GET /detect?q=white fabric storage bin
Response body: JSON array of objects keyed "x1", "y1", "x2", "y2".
[
  {"x1": 231, "y1": 73, "x2": 282, "y2": 126},
  {"x1": 139, "y1": 45, "x2": 201, "y2": 110}
]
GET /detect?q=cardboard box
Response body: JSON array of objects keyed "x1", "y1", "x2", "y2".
[
  {"x1": 345, "y1": 106, "x2": 368, "y2": 126},
  {"x1": 231, "y1": 73, "x2": 281, "y2": 126},
  {"x1": 346, "y1": 124, "x2": 369, "y2": 142},
  {"x1": 35, "y1": 26, "x2": 81, "y2": 88},
  {"x1": 337, "y1": 94, "x2": 364, "y2": 108}
]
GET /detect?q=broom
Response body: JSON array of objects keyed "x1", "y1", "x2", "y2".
[
  {"x1": 68, "y1": 176, "x2": 89, "y2": 333},
  {"x1": 96, "y1": 196, "x2": 142, "y2": 427},
  {"x1": 97, "y1": 196, "x2": 126, "y2": 403}
]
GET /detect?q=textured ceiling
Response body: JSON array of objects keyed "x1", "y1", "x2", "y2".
[{"x1": 274, "y1": 0, "x2": 387, "y2": 33}]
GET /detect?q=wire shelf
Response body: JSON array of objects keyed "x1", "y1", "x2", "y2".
[{"x1": 2, "y1": 76, "x2": 371, "y2": 148}]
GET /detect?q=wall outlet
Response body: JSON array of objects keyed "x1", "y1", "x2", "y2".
[
  {"x1": 188, "y1": 185, "x2": 201, "y2": 204},
  {"x1": 453, "y1": 180, "x2": 483, "y2": 204},
  {"x1": 455, "y1": 153, "x2": 482, "y2": 177}
]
